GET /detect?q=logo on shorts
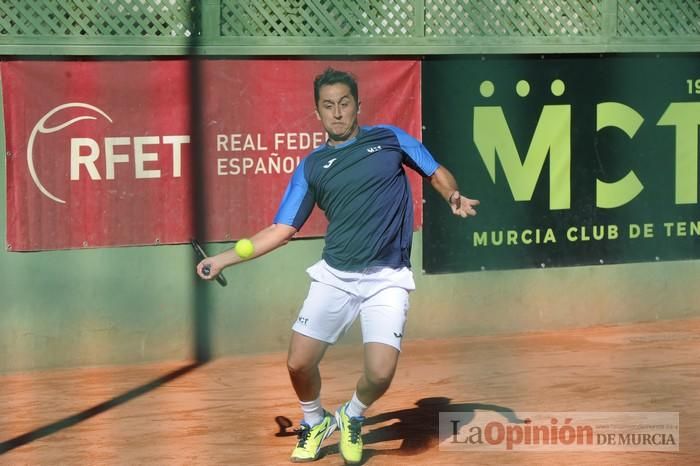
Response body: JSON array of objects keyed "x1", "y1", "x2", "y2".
[
  {"x1": 298, "y1": 317, "x2": 309, "y2": 326},
  {"x1": 393, "y1": 332, "x2": 403, "y2": 338}
]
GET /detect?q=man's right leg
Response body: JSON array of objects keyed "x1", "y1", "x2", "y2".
[
  {"x1": 287, "y1": 276, "x2": 360, "y2": 462},
  {"x1": 288, "y1": 278, "x2": 356, "y2": 400},
  {"x1": 287, "y1": 331, "x2": 329, "y2": 403},
  {"x1": 287, "y1": 331, "x2": 335, "y2": 463}
]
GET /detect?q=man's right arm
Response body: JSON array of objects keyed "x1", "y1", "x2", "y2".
[
  {"x1": 196, "y1": 223, "x2": 297, "y2": 280},
  {"x1": 197, "y1": 158, "x2": 315, "y2": 280}
]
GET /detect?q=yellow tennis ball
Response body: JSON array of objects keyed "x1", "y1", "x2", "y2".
[{"x1": 235, "y1": 238, "x2": 254, "y2": 259}]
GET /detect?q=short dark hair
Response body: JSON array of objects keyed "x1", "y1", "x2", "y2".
[{"x1": 313, "y1": 68, "x2": 358, "y2": 107}]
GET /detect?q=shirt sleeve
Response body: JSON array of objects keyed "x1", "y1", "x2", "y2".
[
  {"x1": 273, "y1": 158, "x2": 316, "y2": 230},
  {"x1": 378, "y1": 124, "x2": 440, "y2": 177}
]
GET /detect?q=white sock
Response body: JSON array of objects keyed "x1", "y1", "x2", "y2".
[
  {"x1": 345, "y1": 392, "x2": 368, "y2": 419},
  {"x1": 300, "y1": 397, "x2": 325, "y2": 426}
]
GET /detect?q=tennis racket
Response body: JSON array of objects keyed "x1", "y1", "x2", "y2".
[{"x1": 191, "y1": 239, "x2": 228, "y2": 287}]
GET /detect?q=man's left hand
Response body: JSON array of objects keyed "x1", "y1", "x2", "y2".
[{"x1": 449, "y1": 191, "x2": 479, "y2": 218}]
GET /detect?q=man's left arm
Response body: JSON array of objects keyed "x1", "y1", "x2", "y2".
[
  {"x1": 381, "y1": 124, "x2": 480, "y2": 218},
  {"x1": 428, "y1": 165, "x2": 480, "y2": 218}
]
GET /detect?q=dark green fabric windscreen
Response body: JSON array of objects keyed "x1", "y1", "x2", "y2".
[{"x1": 423, "y1": 54, "x2": 700, "y2": 273}]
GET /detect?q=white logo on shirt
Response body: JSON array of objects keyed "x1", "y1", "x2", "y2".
[
  {"x1": 367, "y1": 145, "x2": 382, "y2": 153},
  {"x1": 323, "y1": 158, "x2": 337, "y2": 169}
]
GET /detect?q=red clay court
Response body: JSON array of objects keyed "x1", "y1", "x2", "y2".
[{"x1": 1, "y1": 317, "x2": 697, "y2": 465}]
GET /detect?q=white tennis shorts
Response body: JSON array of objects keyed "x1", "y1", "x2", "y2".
[{"x1": 292, "y1": 260, "x2": 416, "y2": 351}]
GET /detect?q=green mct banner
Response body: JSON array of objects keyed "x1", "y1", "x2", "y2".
[{"x1": 423, "y1": 54, "x2": 700, "y2": 273}]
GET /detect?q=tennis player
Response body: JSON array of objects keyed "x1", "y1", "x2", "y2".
[{"x1": 197, "y1": 68, "x2": 479, "y2": 464}]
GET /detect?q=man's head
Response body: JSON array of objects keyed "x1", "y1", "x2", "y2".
[{"x1": 313, "y1": 68, "x2": 360, "y2": 145}]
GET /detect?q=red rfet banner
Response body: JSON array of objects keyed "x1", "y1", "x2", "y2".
[{"x1": 1, "y1": 60, "x2": 422, "y2": 251}]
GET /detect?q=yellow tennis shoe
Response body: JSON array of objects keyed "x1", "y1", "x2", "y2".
[
  {"x1": 290, "y1": 411, "x2": 336, "y2": 463},
  {"x1": 335, "y1": 403, "x2": 365, "y2": 465}
]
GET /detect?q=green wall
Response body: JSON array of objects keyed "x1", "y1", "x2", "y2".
[{"x1": 3, "y1": 209, "x2": 700, "y2": 375}]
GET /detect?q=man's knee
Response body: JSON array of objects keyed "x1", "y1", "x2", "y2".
[
  {"x1": 364, "y1": 366, "x2": 395, "y2": 390},
  {"x1": 287, "y1": 332, "x2": 328, "y2": 377},
  {"x1": 363, "y1": 342, "x2": 399, "y2": 390},
  {"x1": 287, "y1": 354, "x2": 318, "y2": 377}
]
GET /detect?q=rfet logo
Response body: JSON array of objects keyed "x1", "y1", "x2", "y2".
[{"x1": 28, "y1": 102, "x2": 190, "y2": 204}]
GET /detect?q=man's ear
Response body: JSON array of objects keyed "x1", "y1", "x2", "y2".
[
  {"x1": 357, "y1": 101, "x2": 361, "y2": 114},
  {"x1": 314, "y1": 108, "x2": 321, "y2": 120}
]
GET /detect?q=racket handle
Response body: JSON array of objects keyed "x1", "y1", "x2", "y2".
[{"x1": 202, "y1": 265, "x2": 227, "y2": 286}]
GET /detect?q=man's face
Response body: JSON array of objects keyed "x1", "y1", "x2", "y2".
[{"x1": 315, "y1": 83, "x2": 359, "y2": 145}]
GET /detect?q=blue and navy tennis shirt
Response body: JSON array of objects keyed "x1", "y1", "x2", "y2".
[{"x1": 274, "y1": 125, "x2": 439, "y2": 271}]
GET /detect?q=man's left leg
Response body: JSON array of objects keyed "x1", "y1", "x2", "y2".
[
  {"x1": 336, "y1": 278, "x2": 413, "y2": 464},
  {"x1": 336, "y1": 342, "x2": 400, "y2": 464},
  {"x1": 357, "y1": 342, "x2": 400, "y2": 406},
  {"x1": 336, "y1": 282, "x2": 408, "y2": 465}
]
